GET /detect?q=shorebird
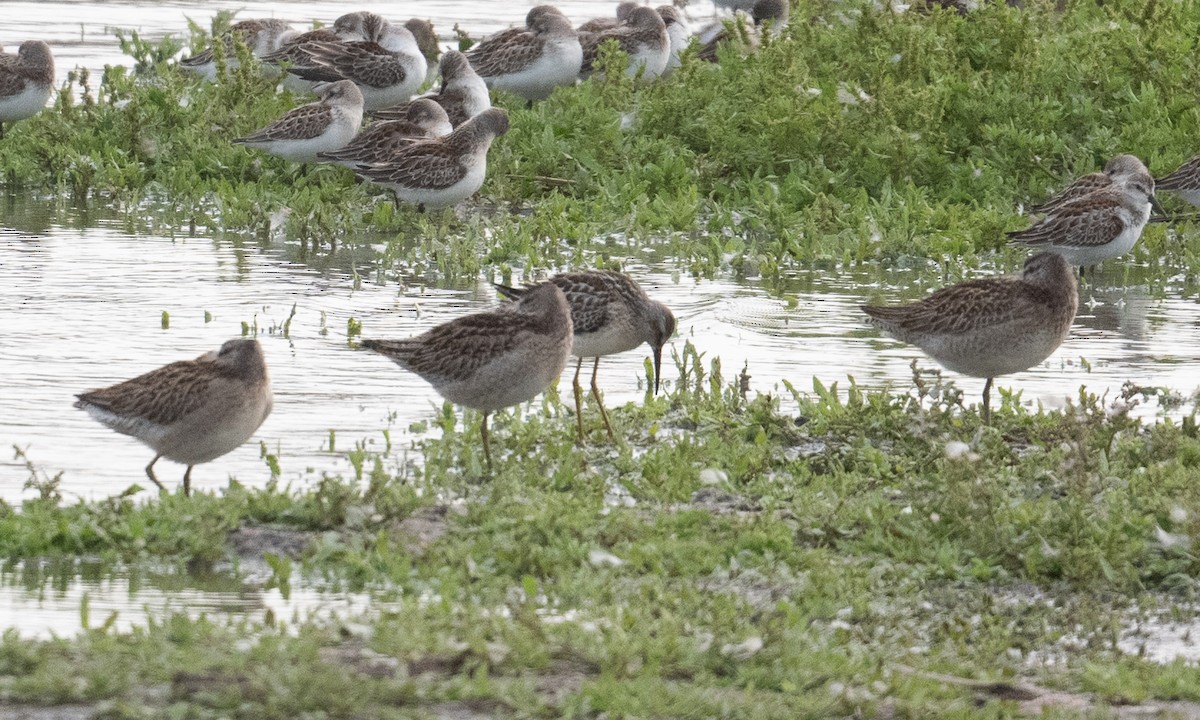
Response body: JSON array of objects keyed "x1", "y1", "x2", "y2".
[
  {"x1": 233, "y1": 79, "x2": 364, "y2": 163},
  {"x1": 362, "y1": 283, "x2": 573, "y2": 470},
  {"x1": 284, "y1": 17, "x2": 428, "y2": 113},
  {"x1": 862, "y1": 252, "x2": 1078, "y2": 424},
  {"x1": 1030, "y1": 154, "x2": 1149, "y2": 215},
  {"x1": 696, "y1": 0, "x2": 788, "y2": 62},
  {"x1": 495, "y1": 270, "x2": 676, "y2": 442},
  {"x1": 1154, "y1": 154, "x2": 1200, "y2": 207},
  {"x1": 405, "y1": 18, "x2": 441, "y2": 86},
  {"x1": 579, "y1": 2, "x2": 640, "y2": 33},
  {"x1": 580, "y1": 6, "x2": 670, "y2": 80},
  {"x1": 318, "y1": 98, "x2": 451, "y2": 168},
  {"x1": 466, "y1": 7, "x2": 582, "y2": 103},
  {"x1": 0, "y1": 40, "x2": 54, "y2": 138},
  {"x1": 74, "y1": 338, "x2": 273, "y2": 495},
  {"x1": 373, "y1": 51, "x2": 491, "y2": 127},
  {"x1": 354, "y1": 107, "x2": 509, "y2": 211},
  {"x1": 657, "y1": 6, "x2": 690, "y2": 74},
  {"x1": 180, "y1": 18, "x2": 295, "y2": 81},
  {"x1": 1008, "y1": 161, "x2": 1156, "y2": 268}
]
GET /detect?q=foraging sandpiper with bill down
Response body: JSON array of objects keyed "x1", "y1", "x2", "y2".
[
  {"x1": 354, "y1": 107, "x2": 509, "y2": 211},
  {"x1": 74, "y1": 338, "x2": 273, "y2": 495},
  {"x1": 0, "y1": 40, "x2": 54, "y2": 139},
  {"x1": 861, "y1": 252, "x2": 1078, "y2": 424},
  {"x1": 495, "y1": 270, "x2": 676, "y2": 443},
  {"x1": 361, "y1": 282, "x2": 574, "y2": 470},
  {"x1": 233, "y1": 79, "x2": 364, "y2": 163}
]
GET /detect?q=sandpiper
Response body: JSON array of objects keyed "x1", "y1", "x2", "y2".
[
  {"x1": 405, "y1": 18, "x2": 441, "y2": 86},
  {"x1": 354, "y1": 107, "x2": 509, "y2": 211},
  {"x1": 496, "y1": 270, "x2": 676, "y2": 442},
  {"x1": 261, "y1": 27, "x2": 343, "y2": 92},
  {"x1": 233, "y1": 79, "x2": 364, "y2": 163},
  {"x1": 696, "y1": 0, "x2": 788, "y2": 62},
  {"x1": 579, "y1": 2, "x2": 640, "y2": 33},
  {"x1": 862, "y1": 252, "x2": 1078, "y2": 424},
  {"x1": 373, "y1": 51, "x2": 490, "y2": 127},
  {"x1": 74, "y1": 338, "x2": 273, "y2": 495},
  {"x1": 1008, "y1": 162, "x2": 1156, "y2": 268},
  {"x1": 318, "y1": 98, "x2": 451, "y2": 168},
  {"x1": 0, "y1": 40, "x2": 54, "y2": 139},
  {"x1": 285, "y1": 18, "x2": 428, "y2": 113},
  {"x1": 1153, "y1": 154, "x2": 1200, "y2": 207},
  {"x1": 467, "y1": 7, "x2": 583, "y2": 103},
  {"x1": 180, "y1": 18, "x2": 295, "y2": 81},
  {"x1": 580, "y1": 6, "x2": 670, "y2": 80},
  {"x1": 467, "y1": 5, "x2": 565, "y2": 58},
  {"x1": 657, "y1": 6, "x2": 690, "y2": 74},
  {"x1": 1030, "y1": 154, "x2": 1148, "y2": 215},
  {"x1": 361, "y1": 283, "x2": 573, "y2": 470}
]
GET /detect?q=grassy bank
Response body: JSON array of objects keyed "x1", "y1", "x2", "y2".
[
  {"x1": 3, "y1": 0, "x2": 1200, "y2": 282},
  {"x1": 3, "y1": 358, "x2": 1200, "y2": 717}
]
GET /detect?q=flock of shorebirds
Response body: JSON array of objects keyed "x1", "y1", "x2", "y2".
[{"x1": 3, "y1": 2, "x2": 1200, "y2": 494}]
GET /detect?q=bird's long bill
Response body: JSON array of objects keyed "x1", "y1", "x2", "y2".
[
  {"x1": 1150, "y1": 194, "x2": 1167, "y2": 217},
  {"x1": 653, "y1": 345, "x2": 663, "y2": 395}
]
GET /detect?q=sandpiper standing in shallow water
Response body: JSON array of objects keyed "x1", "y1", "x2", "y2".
[
  {"x1": 180, "y1": 18, "x2": 295, "y2": 81},
  {"x1": 1008, "y1": 160, "x2": 1157, "y2": 268},
  {"x1": 373, "y1": 51, "x2": 491, "y2": 127},
  {"x1": 467, "y1": 7, "x2": 582, "y2": 103},
  {"x1": 284, "y1": 17, "x2": 427, "y2": 113},
  {"x1": 1029, "y1": 154, "x2": 1149, "y2": 215},
  {"x1": 233, "y1": 79, "x2": 364, "y2": 163},
  {"x1": 496, "y1": 270, "x2": 676, "y2": 443},
  {"x1": 0, "y1": 41, "x2": 54, "y2": 138},
  {"x1": 355, "y1": 107, "x2": 509, "y2": 211},
  {"x1": 580, "y1": 6, "x2": 670, "y2": 80},
  {"x1": 74, "y1": 338, "x2": 273, "y2": 495},
  {"x1": 362, "y1": 283, "x2": 573, "y2": 470},
  {"x1": 1153, "y1": 154, "x2": 1200, "y2": 207},
  {"x1": 318, "y1": 98, "x2": 451, "y2": 168},
  {"x1": 861, "y1": 252, "x2": 1078, "y2": 424}
]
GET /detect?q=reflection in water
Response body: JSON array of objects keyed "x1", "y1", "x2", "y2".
[
  {"x1": 3, "y1": 196, "x2": 1200, "y2": 500},
  {"x1": 0, "y1": 559, "x2": 372, "y2": 639}
]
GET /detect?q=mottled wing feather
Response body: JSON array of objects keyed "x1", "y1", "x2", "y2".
[
  {"x1": 305, "y1": 42, "x2": 409, "y2": 88},
  {"x1": 1030, "y1": 172, "x2": 1110, "y2": 214},
  {"x1": 235, "y1": 103, "x2": 332, "y2": 143},
  {"x1": 468, "y1": 34, "x2": 547, "y2": 78},
  {"x1": 467, "y1": 26, "x2": 526, "y2": 59},
  {"x1": 863, "y1": 278, "x2": 1054, "y2": 337},
  {"x1": 75, "y1": 360, "x2": 220, "y2": 426},
  {"x1": 357, "y1": 142, "x2": 467, "y2": 189},
  {"x1": 320, "y1": 121, "x2": 427, "y2": 161},
  {"x1": 364, "y1": 313, "x2": 543, "y2": 382},
  {"x1": 0, "y1": 67, "x2": 26, "y2": 97},
  {"x1": 1155, "y1": 155, "x2": 1200, "y2": 192},
  {"x1": 1008, "y1": 197, "x2": 1126, "y2": 248}
]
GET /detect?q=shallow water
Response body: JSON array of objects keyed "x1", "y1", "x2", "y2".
[
  {"x1": 3, "y1": 195, "x2": 1199, "y2": 501},
  {"x1": 3, "y1": 0, "x2": 1200, "y2": 657}
]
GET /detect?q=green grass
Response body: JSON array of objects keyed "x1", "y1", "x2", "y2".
[
  {"x1": 3, "y1": 0, "x2": 1200, "y2": 715},
  {"x1": 4, "y1": 0, "x2": 1200, "y2": 283}
]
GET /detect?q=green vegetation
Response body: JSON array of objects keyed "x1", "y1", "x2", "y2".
[
  {"x1": 4, "y1": 0, "x2": 1200, "y2": 282},
  {"x1": 3, "y1": 0, "x2": 1200, "y2": 716},
  {"x1": 3, "y1": 358, "x2": 1200, "y2": 717}
]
